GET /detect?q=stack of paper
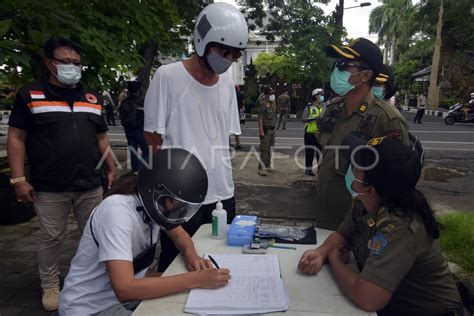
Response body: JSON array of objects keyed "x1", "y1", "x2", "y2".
[{"x1": 184, "y1": 254, "x2": 289, "y2": 315}]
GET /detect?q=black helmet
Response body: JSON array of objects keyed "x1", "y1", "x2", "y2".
[{"x1": 137, "y1": 148, "x2": 208, "y2": 230}]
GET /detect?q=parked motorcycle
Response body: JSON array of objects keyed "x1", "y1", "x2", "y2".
[{"x1": 444, "y1": 103, "x2": 474, "y2": 125}]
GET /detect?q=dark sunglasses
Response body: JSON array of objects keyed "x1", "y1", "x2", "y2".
[
  {"x1": 213, "y1": 45, "x2": 242, "y2": 60},
  {"x1": 51, "y1": 57, "x2": 82, "y2": 67},
  {"x1": 335, "y1": 60, "x2": 370, "y2": 72}
]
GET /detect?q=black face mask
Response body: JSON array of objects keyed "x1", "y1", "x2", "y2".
[{"x1": 90, "y1": 206, "x2": 156, "y2": 274}]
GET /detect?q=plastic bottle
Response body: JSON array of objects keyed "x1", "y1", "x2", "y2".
[{"x1": 211, "y1": 200, "x2": 227, "y2": 239}]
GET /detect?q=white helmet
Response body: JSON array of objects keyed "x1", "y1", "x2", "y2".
[
  {"x1": 193, "y1": 3, "x2": 248, "y2": 57},
  {"x1": 312, "y1": 88, "x2": 323, "y2": 96},
  {"x1": 470, "y1": 92, "x2": 474, "y2": 98}
]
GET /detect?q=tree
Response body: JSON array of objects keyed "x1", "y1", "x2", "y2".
[
  {"x1": 0, "y1": 0, "x2": 209, "y2": 93},
  {"x1": 369, "y1": 0, "x2": 414, "y2": 65},
  {"x1": 239, "y1": 0, "x2": 343, "y2": 100}
]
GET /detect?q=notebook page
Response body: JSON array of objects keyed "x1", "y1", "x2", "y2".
[
  {"x1": 184, "y1": 275, "x2": 288, "y2": 313},
  {"x1": 209, "y1": 254, "x2": 280, "y2": 276},
  {"x1": 185, "y1": 254, "x2": 289, "y2": 314}
]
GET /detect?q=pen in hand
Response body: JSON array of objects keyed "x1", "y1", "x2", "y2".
[{"x1": 208, "y1": 255, "x2": 220, "y2": 269}]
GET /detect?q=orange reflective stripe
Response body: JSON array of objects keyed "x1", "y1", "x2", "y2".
[
  {"x1": 28, "y1": 101, "x2": 68, "y2": 109},
  {"x1": 73, "y1": 101, "x2": 102, "y2": 110}
]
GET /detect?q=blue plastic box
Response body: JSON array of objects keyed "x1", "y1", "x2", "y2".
[{"x1": 227, "y1": 215, "x2": 258, "y2": 246}]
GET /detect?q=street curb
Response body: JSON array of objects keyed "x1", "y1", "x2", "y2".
[{"x1": 404, "y1": 107, "x2": 449, "y2": 118}]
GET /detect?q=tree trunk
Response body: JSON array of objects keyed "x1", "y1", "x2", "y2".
[
  {"x1": 383, "y1": 36, "x2": 388, "y2": 63},
  {"x1": 137, "y1": 40, "x2": 158, "y2": 96},
  {"x1": 427, "y1": 0, "x2": 443, "y2": 109},
  {"x1": 390, "y1": 34, "x2": 396, "y2": 65},
  {"x1": 333, "y1": 0, "x2": 344, "y2": 29}
]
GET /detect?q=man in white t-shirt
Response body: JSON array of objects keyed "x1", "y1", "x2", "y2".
[{"x1": 144, "y1": 2, "x2": 248, "y2": 272}]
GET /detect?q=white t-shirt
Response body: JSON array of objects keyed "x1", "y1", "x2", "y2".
[
  {"x1": 59, "y1": 195, "x2": 159, "y2": 316},
  {"x1": 144, "y1": 62, "x2": 241, "y2": 204}
]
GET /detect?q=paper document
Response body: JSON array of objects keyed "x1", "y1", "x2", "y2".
[{"x1": 184, "y1": 254, "x2": 289, "y2": 315}]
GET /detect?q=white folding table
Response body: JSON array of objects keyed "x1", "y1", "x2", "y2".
[{"x1": 134, "y1": 224, "x2": 374, "y2": 315}]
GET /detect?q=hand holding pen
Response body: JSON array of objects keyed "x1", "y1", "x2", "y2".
[{"x1": 193, "y1": 255, "x2": 230, "y2": 289}]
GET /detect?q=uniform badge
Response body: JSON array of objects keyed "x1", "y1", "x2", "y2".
[
  {"x1": 368, "y1": 231, "x2": 388, "y2": 255},
  {"x1": 85, "y1": 93, "x2": 98, "y2": 104},
  {"x1": 357, "y1": 114, "x2": 376, "y2": 135},
  {"x1": 367, "y1": 136, "x2": 384, "y2": 146},
  {"x1": 358, "y1": 105, "x2": 367, "y2": 113}
]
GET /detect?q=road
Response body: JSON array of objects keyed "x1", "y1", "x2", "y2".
[{"x1": 1, "y1": 111, "x2": 473, "y2": 215}]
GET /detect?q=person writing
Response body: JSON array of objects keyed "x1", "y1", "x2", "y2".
[
  {"x1": 59, "y1": 148, "x2": 230, "y2": 315},
  {"x1": 298, "y1": 134, "x2": 463, "y2": 316}
]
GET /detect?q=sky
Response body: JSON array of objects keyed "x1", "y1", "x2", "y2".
[{"x1": 216, "y1": 0, "x2": 383, "y2": 42}]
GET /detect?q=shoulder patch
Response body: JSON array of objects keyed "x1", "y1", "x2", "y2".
[
  {"x1": 384, "y1": 129, "x2": 402, "y2": 139},
  {"x1": 367, "y1": 231, "x2": 388, "y2": 255},
  {"x1": 86, "y1": 93, "x2": 98, "y2": 104}
]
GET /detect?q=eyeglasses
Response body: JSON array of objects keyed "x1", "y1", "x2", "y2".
[
  {"x1": 51, "y1": 57, "x2": 82, "y2": 67},
  {"x1": 335, "y1": 60, "x2": 370, "y2": 72},
  {"x1": 212, "y1": 45, "x2": 242, "y2": 61}
]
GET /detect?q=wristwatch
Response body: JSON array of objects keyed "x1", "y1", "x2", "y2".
[{"x1": 9, "y1": 176, "x2": 26, "y2": 186}]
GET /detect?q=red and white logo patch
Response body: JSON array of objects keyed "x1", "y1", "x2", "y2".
[
  {"x1": 30, "y1": 90, "x2": 45, "y2": 99},
  {"x1": 85, "y1": 93, "x2": 98, "y2": 104}
]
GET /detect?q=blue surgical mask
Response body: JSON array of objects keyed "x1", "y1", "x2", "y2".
[
  {"x1": 330, "y1": 67, "x2": 355, "y2": 96},
  {"x1": 372, "y1": 86, "x2": 384, "y2": 100},
  {"x1": 344, "y1": 164, "x2": 366, "y2": 198},
  {"x1": 319, "y1": 95, "x2": 324, "y2": 103}
]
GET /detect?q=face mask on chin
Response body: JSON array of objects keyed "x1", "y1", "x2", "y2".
[
  {"x1": 206, "y1": 51, "x2": 233, "y2": 74},
  {"x1": 54, "y1": 64, "x2": 82, "y2": 86},
  {"x1": 268, "y1": 94, "x2": 276, "y2": 102}
]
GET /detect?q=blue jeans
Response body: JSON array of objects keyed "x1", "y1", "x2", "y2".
[{"x1": 124, "y1": 127, "x2": 149, "y2": 171}]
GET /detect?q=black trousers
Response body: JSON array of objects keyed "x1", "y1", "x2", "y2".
[
  {"x1": 105, "y1": 106, "x2": 115, "y2": 125},
  {"x1": 304, "y1": 132, "x2": 322, "y2": 170},
  {"x1": 414, "y1": 109, "x2": 425, "y2": 123},
  {"x1": 158, "y1": 196, "x2": 236, "y2": 272}
]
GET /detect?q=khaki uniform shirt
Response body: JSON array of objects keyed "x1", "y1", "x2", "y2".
[
  {"x1": 317, "y1": 93, "x2": 409, "y2": 229},
  {"x1": 258, "y1": 96, "x2": 277, "y2": 128},
  {"x1": 338, "y1": 201, "x2": 462, "y2": 315},
  {"x1": 278, "y1": 93, "x2": 290, "y2": 109}
]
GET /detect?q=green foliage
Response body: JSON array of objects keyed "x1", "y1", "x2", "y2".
[
  {"x1": 393, "y1": 38, "x2": 434, "y2": 90},
  {"x1": 393, "y1": 60, "x2": 421, "y2": 90},
  {"x1": 439, "y1": 98, "x2": 459, "y2": 109},
  {"x1": 0, "y1": 0, "x2": 208, "y2": 92},
  {"x1": 239, "y1": 0, "x2": 342, "y2": 94},
  {"x1": 438, "y1": 213, "x2": 474, "y2": 274}
]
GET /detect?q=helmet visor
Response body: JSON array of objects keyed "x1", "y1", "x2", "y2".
[{"x1": 154, "y1": 193, "x2": 202, "y2": 224}]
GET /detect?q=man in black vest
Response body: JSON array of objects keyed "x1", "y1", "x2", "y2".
[{"x1": 7, "y1": 37, "x2": 116, "y2": 311}]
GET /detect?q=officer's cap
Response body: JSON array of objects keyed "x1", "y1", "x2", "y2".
[
  {"x1": 375, "y1": 64, "x2": 394, "y2": 84},
  {"x1": 341, "y1": 133, "x2": 422, "y2": 198},
  {"x1": 326, "y1": 38, "x2": 383, "y2": 76}
]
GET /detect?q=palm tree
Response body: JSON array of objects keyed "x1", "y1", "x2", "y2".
[{"x1": 369, "y1": 0, "x2": 414, "y2": 65}]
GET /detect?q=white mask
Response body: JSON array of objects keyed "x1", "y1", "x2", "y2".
[
  {"x1": 268, "y1": 94, "x2": 276, "y2": 102},
  {"x1": 55, "y1": 64, "x2": 81, "y2": 85}
]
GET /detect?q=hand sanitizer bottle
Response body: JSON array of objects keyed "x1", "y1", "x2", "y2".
[{"x1": 212, "y1": 200, "x2": 227, "y2": 239}]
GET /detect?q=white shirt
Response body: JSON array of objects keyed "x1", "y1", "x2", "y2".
[
  {"x1": 59, "y1": 195, "x2": 159, "y2": 316},
  {"x1": 144, "y1": 62, "x2": 241, "y2": 204}
]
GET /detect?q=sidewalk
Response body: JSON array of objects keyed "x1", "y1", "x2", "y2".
[{"x1": 0, "y1": 149, "x2": 318, "y2": 315}]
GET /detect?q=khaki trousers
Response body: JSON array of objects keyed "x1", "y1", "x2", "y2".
[
  {"x1": 259, "y1": 129, "x2": 275, "y2": 169},
  {"x1": 33, "y1": 186, "x2": 103, "y2": 289},
  {"x1": 277, "y1": 108, "x2": 289, "y2": 129}
]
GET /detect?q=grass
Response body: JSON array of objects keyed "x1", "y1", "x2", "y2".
[{"x1": 438, "y1": 213, "x2": 474, "y2": 276}]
